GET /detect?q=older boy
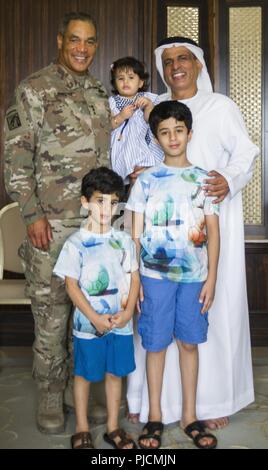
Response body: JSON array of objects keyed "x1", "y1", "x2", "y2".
[{"x1": 126, "y1": 101, "x2": 219, "y2": 449}]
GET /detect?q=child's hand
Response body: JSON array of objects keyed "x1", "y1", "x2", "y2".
[
  {"x1": 93, "y1": 314, "x2": 113, "y2": 335},
  {"x1": 121, "y1": 104, "x2": 136, "y2": 120},
  {"x1": 136, "y1": 285, "x2": 144, "y2": 314},
  {"x1": 135, "y1": 97, "x2": 154, "y2": 122},
  {"x1": 110, "y1": 310, "x2": 131, "y2": 329},
  {"x1": 199, "y1": 279, "x2": 216, "y2": 314},
  {"x1": 135, "y1": 96, "x2": 153, "y2": 111}
]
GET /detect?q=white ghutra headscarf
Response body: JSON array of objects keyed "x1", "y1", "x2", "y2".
[{"x1": 154, "y1": 37, "x2": 213, "y2": 93}]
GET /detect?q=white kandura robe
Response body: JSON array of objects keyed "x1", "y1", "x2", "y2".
[{"x1": 127, "y1": 90, "x2": 259, "y2": 423}]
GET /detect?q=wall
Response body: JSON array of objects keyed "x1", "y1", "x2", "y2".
[{"x1": 246, "y1": 243, "x2": 268, "y2": 346}]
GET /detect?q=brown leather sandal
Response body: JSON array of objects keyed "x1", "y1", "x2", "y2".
[
  {"x1": 103, "y1": 428, "x2": 137, "y2": 449},
  {"x1": 71, "y1": 431, "x2": 95, "y2": 449}
]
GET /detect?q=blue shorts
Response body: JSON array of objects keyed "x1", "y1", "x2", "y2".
[
  {"x1": 138, "y1": 276, "x2": 209, "y2": 352},
  {"x1": 73, "y1": 333, "x2": 135, "y2": 382}
]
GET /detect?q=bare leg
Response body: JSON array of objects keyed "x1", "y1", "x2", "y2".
[
  {"x1": 105, "y1": 373, "x2": 121, "y2": 433},
  {"x1": 177, "y1": 341, "x2": 198, "y2": 426},
  {"x1": 105, "y1": 373, "x2": 134, "y2": 449},
  {"x1": 71, "y1": 375, "x2": 91, "y2": 448},
  {"x1": 177, "y1": 340, "x2": 215, "y2": 447},
  {"x1": 139, "y1": 349, "x2": 166, "y2": 449}
]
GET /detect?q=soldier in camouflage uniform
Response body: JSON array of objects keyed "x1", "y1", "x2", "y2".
[{"x1": 4, "y1": 12, "x2": 110, "y2": 434}]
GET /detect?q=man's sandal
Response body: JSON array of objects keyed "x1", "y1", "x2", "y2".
[
  {"x1": 71, "y1": 431, "x2": 95, "y2": 449},
  {"x1": 103, "y1": 428, "x2": 137, "y2": 449},
  {"x1": 138, "y1": 421, "x2": 164, "y2": 449},
  {"x1": 184, "y1": 420, "x2": 217, "y2": 449}
]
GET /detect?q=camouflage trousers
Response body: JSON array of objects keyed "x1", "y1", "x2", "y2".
[{"x1": 19, "y1": 218, "x2": 83, "y2": 390}]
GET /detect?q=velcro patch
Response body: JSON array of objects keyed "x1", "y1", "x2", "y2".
[{"x1": 6, "y1": 109, "x2": 22, "y2": 131}]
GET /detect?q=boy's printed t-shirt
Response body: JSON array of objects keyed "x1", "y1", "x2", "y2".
[
  {"x1": 126, "y1": 163, "x2": 219, "y2": 283},
  {"x1": 53, "y1": 227, "x2": 138, "y2": 340}
]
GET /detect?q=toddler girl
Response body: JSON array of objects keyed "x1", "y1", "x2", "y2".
[{"x1": 109, "y1": 57, "x2": 163, "y2": 182}]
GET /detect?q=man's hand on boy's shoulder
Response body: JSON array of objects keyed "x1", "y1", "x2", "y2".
[{"x1": 203, "y1": 170, "x2": 229, "y2": 203}]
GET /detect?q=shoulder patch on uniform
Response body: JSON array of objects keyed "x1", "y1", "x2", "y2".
[{"x1": 6, "y1": 109, "x2": 22, "y2": 131}]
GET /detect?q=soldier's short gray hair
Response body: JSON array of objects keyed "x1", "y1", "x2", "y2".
[{"x1": 58, "y1": 12, "x2": 97, "y2": 37}]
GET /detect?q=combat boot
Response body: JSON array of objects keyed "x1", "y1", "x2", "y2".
[
  {"x1": 36, "y1": 386, "x2": 65, "y2": 434},
  {"x1": 63, "y1": 381, "x2": 75, "y2": 411},
  {"x1": 64, "y1": 381, "x2": 107, "y2": 425}
]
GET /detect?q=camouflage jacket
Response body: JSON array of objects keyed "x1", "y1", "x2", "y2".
[{"x1": 4, "y1": 63, "x2": 111, "y2": 225}]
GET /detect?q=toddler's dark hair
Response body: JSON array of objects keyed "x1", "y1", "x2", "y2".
[
  {"x1": 81, "y1": 167, "x2": 125, "y2": 201},
  {"x1": 149, "y1": 101, "x2": 193, "y2": 137},
  {"x1": 110, "y1": 57, "x2": 149, "y2": 94}
]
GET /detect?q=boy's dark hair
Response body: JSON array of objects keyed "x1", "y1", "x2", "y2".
[
  {"x1": 81, "y1": 167, "x2": 125, "y2": 201},
  {"x1": 110, "y1": 57, "x2": 149, "y2": 94},
  {"x1": 149, "y1": 101, "x2": 193, "y2": 137},
  {"x1": 59, "y1": 12, "x2": 97, "y2": 37}
]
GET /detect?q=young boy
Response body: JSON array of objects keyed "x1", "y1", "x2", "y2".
[
  {"x1": 126, "y1": 101, "x2": 220, "y2": 449},
  {"x1": 53, "y1": 167, "x2": 140, "y2": 449}
]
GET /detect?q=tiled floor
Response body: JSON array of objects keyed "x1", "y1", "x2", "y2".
[{"x1": 0, "y1": 347, "x2": 268, "y2": 449}]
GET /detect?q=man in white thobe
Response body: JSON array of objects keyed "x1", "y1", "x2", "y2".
[{"x1": 127, "y1": 36, "x2": 259, "y2": 432}]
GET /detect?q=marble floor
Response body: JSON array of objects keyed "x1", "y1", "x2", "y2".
[{"x1": 0, "y1": 347, "x2": 268, "y2": 449}]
